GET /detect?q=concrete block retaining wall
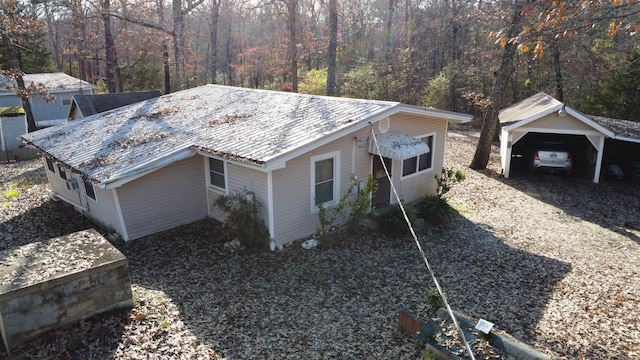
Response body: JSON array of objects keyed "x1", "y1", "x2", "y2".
[{"x1": 0, "y1": 229, "x2": 133, "y2": 352}]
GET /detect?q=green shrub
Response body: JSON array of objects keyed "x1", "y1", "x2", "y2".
[
  {"x1": 376, "y1": 203, "x2": 417, "y2": 237},
  {"x1": 214, "y1": 189, "x2": 269, "y2": 249},
  {"x1": 414, "y1": 195, "x2": 457, "y2": 224},
  {"x1": 426, "y1": 288, "x2": 444, "y2": 310}
]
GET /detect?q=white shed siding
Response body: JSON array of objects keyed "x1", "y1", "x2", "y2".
[
  {"x1": 525, "y1": 114, "x2": 596, "y2": 132},
  {"x1": 118, "y1": 156, "x2": 208, "y2": 240},
  {"x1": 270, "y1": 113, "x2": 447, "y2": 246},
  {"x1": 206, "y1": 161, "x2": 269, "y2": 224},
  {"x1": 84, "y1": 187, "x2": 124, "y2": 235},
  {"x1": 44, "y1": 159, "x2": 84, "y2": 206}
]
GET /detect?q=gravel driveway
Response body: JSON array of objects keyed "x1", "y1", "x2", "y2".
[{"x1": 1, "y1": 128, "x2": 638, "y2": 359}]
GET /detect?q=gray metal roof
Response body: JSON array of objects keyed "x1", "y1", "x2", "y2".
[
  {"x1": 591, "y1": 116, "x2": 640, "y2": 143},
  {"x1": 21, "y1": 85, "x2": 471, "y2": 187},
  {"x1": 0, "y1": 73, "x2": 95, "y2": 93},
  {"x1": 72, "y1": 90, "x2": 163, "y2": 117}
]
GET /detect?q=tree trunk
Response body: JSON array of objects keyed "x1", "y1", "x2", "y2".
[
  {"x1": 326, "y1": 0, "x2": 338, "y2": 96},
  {"x1": 102, "y1": 0, "x2": 119, "y2": 93},
  {"x1": 470, "y1": 1, "x2": 527, "y2": 170},
  {"x1": 173, "y1": 0, "x2": 187, "y2": 91},
  {"x1": 1, "y1": 31, "x2": 37, "y2": 132},
  {"x1": 209, "y1": 0, "x2": 220, "y2": 84},
  {"x1": 157, "y1": 0, "x2": 171, "y2": 93},
  {"x1": 287, "y1": 0, "x2": 298, "y2": 92},
  {"x1": 552, "y1": 40, "x2": 563, "y2": 102}
]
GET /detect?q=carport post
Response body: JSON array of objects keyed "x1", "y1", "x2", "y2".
[
  {"x1": 500, "y1": 129, "x2": 512, "y2": 178},
  {"x1": 593, "y1": 135, "x2": 605, "y2": 183}
]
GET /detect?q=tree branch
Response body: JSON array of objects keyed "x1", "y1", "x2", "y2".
[{"x1": 101, "y1": 10, "x2": 174, "y2": 36}]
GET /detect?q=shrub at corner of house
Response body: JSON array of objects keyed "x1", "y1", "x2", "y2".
[
  {"x1": 414, "y1": 195, "x2": 456, "y2": 225},
  {"x1": 214, "y1": 190, "x2": 270, "y2": 250},
  {"x1": 377, "y1": 204, "x2": 415, "y2": 237}
]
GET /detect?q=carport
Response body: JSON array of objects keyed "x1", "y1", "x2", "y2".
[{"x1": 499, "y1": 92, "x2": 640, "y2": 183}]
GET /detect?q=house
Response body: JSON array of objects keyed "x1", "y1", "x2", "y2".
[
  {"x1": 67, "y1": 90, "x2": 163, "y2": 120},
  {"x1": 499, "y1": 92, "x2": 640, "y2": 183},
  {"x1": 0, "y1": 73, "x2": 95, "y2": 127},
  {"x1": 20, "y1": 85, "x2": 472, "y2": 248}
]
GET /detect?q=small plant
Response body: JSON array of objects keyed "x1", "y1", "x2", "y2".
[
  {"x1": 436, "y1": 167, "x2": 466, "y2": 198},
  {"x1": 376, "y1": 203, "x2": 417, "y2": 237},
  {"x1": 2, "y1": 189, "x2": 19, "y2": 199},
  {"x1": 414, "y1": 195, "x2": 456, "y2": 224},
  {"x1": 416, "y1": 167, "x2": 466, "y2": 225},
  {"x1": 316, "y1": 175, "x2": 377, "y2": 240},
  {"x1": 215, "y1": 189, "x2": 269, "y2": 249},
  {"x1": 426, "y1": 288, "x2": 444, "y2": 310}
]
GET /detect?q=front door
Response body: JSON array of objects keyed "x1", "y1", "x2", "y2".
[{"x1": 373, "y1": 155, "x2": 392, "y2": 208}]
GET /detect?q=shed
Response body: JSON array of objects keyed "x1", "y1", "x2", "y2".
[
  {"x1": 0, "y1": 107, "x2": 26, "y2": 151},
  {"x1": 500, "y1": 92, "x2": 640, "y2": 183},
  {"x1": 20, "y1": 85, "x2": 472, "y2": 247}
]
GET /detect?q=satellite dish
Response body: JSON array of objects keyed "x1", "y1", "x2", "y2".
[{"x1": 378, "y1": 117, "x2": 390, "y2": 133}]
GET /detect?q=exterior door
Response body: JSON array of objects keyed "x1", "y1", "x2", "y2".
[{"x1": 373, "y1": 155, "x2": 392, "y2": 208}]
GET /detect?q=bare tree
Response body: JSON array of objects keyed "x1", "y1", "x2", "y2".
[{"x1": 326, "y1": 0, "x2": 337, "y2": 95}]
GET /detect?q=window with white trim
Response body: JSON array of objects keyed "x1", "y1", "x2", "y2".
[
  {"x1": 311, "y1": 151, "x2": 340, "y2": 209},
  {"x1": 402, "y1": 134, "x2": 434, "y2": 177},
  {"x1": 208, "y1": 158, "x2": 226, "y2": 189}
]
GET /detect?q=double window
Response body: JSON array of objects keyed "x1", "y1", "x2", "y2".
[
  {"x1": 208, "y1": 158, "x2": 226, "y2": 190},
  {"x1": 311, "y1": 151, "x2": 340, "y2": 209},
  {"x1": 402, "y1": 134, "x2": 434, "y2": 177}
]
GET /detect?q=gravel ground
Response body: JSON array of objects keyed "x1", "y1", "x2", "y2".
[{"x1": 1, "y1": 128, "x2": 639, "y2": 359}]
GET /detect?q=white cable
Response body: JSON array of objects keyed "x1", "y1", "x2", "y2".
[{"x1": 370, "y1": 128, "x2": 475, "y2": 360}]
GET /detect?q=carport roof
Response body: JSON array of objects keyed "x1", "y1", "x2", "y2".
[
  {"x1": 499, "y1": 92, "x2": 640, "y2": 143},
  {"x1": 591, "y1": 116, "x2": 640, "y2": 143}
]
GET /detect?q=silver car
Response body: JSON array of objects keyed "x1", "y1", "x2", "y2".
[{"x1": 532, "y1": 141, "x2": 572, "y2": 175}]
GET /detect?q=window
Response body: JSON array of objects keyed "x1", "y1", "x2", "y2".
[
  {"x1": 58, "y1": 165, "x2": 67, "y2": 180},
  {"x1": 46, "y1": 158, "x2": 55, "y2": 172},
  {"x1": 208, "y1": 158, "x2": 226, "y2": 189},
  {"x1": 402, "y1": 135, "x2": 434, "y2": 177},
  {"x1": 311, "y1": 151, "x2": 340, "y2": 209},
  {"x1": 61, "y1": 94, "x2": 71, "y2": 106},
  {"x1": 84, "y1": 179, "x2": 96, "y2": 201}
]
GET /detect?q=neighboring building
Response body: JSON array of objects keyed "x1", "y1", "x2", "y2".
[
  {"x1": 21, "y1": 85, "x2": 472, "y2": 247},
  {"x1": 0, "y1": 73, "x2": 95, "y2": 127},
  {"x1": 68, "y1": 90, "x2": 163, "y2": 120},
  {"x1": 0, "y1": 107, "x2": 26, "y2": 151},
  {"x1": 499, "y1": 92, "x2": 640, "y2": 183}
]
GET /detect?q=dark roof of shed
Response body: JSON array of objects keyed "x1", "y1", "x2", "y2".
[
  {"x1": 590, "y1": 116, "x2": 640, "y2": 142},
  {"x1": 73, "y1": 90, "x2": 163, "y2": 117}
]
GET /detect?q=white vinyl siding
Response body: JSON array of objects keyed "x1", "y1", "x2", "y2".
[
  {"x1": 267, "y1": 114, "x2": 449, "y2": 246},
  {"x1": 118, "y1": 156, "x2": 208, "y2": 240},
  {"x1": 207, "y1": 160, "x2": 269, "y2": 224},
  {"x1": 525, "y1": 113, "x2": 597, "y2": 132}
]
